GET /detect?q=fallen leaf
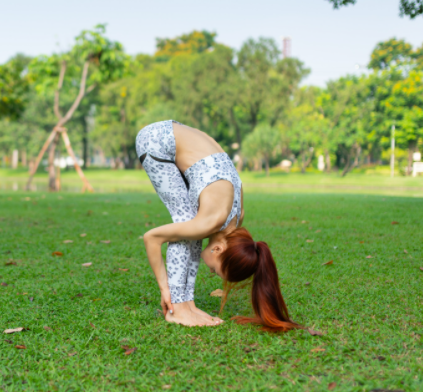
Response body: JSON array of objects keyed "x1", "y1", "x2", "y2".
[
  {"x1": 210, "y1": 289, "x2": 224, "y2": 297},
  {"x1": 89, "y1": 322, "x2": 95, "y2": 329},
  {"x1": 291, "y1": 217, "x2": 297, "y2": 220},
  {"x1": 328, "y1": 382, "x2": 337, "y2": 390},
  {"x1": 63, "y1": 240, "x2": 73, "y2": 244},
  {"x1": 92, "y1": 298, "x2": 101, "y2": 302},
  {"x1": 322, "y1": 260, "x2": 333, "y2": 266},
  {"x1": 147, "y1": 200, "x2": 151, "y2": 204},
  {"x1": 80, "y1": 233, "x2": 87, "y2": 237},
  {"x1": 4, "y1": 327, "x2": 24, "y2": 334},
  {"x1": 117, "y1": 222, "x2": 122, "y2": 225},
  {"x1": 15, "y1": 345, "x2": 26, "y2": 349},
  {"x1": 29, "y1": 297, "x2": 34, "y2": 302},
  {"x1": 301, "y1": 220, "x2": 308, "y2": 224},
  {"x1": 119, "y1": 268, "x2": 129, "y2": 272},
  {"x1": 306, "y1": 239, "x2": 314, "y2": 243},
  {"x1": 366, "y1": 255, "x2": 372, "y2": 259},
  {"x1": 43, "y1": 326, "x2": 52, "y2": 331},
  {"x1": 359, "y1": 241, "x2": 365, "y2": 244},
  {"x1": 68, "y1": 352, "x2": 77, "y2": 357},
  {"x1": 124, "y1": 347, "x2": 137, "y2": 355},
  {"x1": 376, "y1": 355, "x2": 386, "y2": 361},
  {"x1": 305, "y1": 282, "x2": 311, "y2": 285},
  {"x1": 391, "y1": 221, "x2": 399, "y2": 225},
  {"x1": 308, "y1": 329, "x2": 323, "y2": 336},
  {"x1": 138, "y1": 236, "x2": 143, "y2": 239},
  {"x1": 162, "y1": 385, "x2": 171, "y2": 390},
  {"x1": 310, "y1": 347, "x2": 325, "y2": 353},
  {"x1": 100, "y1": 240, "x2": 111, "y2": 244},
  {"x1": 5, "y1": 339, "x2": 13, "y2": 344},
  {"x1": 74, "y1": 293, "x2": 83, "y2": 298},
  {"x1": 52, "y1": 251, "x2": 63, "y2": 257},
  {"x1": 420, "y1": 267, "x2": 423, "y2": 271},
  {"x1": 1, "y1": 282, "x2": 8, "y2": 286},
  {"x1": 315, "y1": 229, "x2": 321, "y2": 233},
  {"x1": 87, "y1": 210, "x2": 93, "y2": 216},
  {"x1": 121, "y1": 345, "x2": 131, "y2": 350},
  {"x1": 404, "y1": 249, "x2": 408, "y2": 254},
  {"x1": 82, "y1": 263, "x2": 92, "y2": 267},
  {"x1": 5, "y1": 261, "x2": 17, "y2": 266}
]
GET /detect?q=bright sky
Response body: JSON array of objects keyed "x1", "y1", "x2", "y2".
[{"x1": 1, "y1": 0, "x2": 422, "y2": 86}]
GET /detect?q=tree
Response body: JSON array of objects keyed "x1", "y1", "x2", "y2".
[
  {"x1": 242, "y1": 124, "x2": 281, "y2": 176},
  {"x1": 327, "y1": 0, "x2": 423, "y2": 18},
  {"x1": 323, "y1": 76, "x2": 373, "y2": 176},
  {"x1": 368, "y1": 38, "x2": 413, "y2": 70},
  {"x1": 372, "y1": 69, "x2": 423, "y2": 173},
  {"x1": 155, "y1": 30, "x2": 217, "y2": 62},
  {"x1": 368, "y1": 38, "x2": 423, "y2": 174},
  {"x1": 0, "y1": 54, "x2": 31, "y2": 120},
  {"x1": 26, "y1": 24, "x2": 130, "y2": 191},
  {"x1": 286, "y1": 88, "x2": 330, "y2": 173},
  {"x1": 231, "y1": 38, "x2": 309, "y2": 149}
]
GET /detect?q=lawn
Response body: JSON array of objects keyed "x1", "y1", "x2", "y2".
[
  {"x1": 1, "y1": 168, "x2": 423, "y2": 196},
  {"x1": 0, "y1": 191, "x2": 422, "y2": 391}
]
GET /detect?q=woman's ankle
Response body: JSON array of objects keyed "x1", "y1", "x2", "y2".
[{"x1": 172, "y1": 301, "x2": 191, "y2": 313}]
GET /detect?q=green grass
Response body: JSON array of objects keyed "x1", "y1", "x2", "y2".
[
  {"x1": 1, "y1": 191, "x2": 422, "y2": 391},
  {"x1": 2, "y1": 167, "x2": 423, "y2": 196}
]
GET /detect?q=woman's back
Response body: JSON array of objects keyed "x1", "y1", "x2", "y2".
[{"x1": 173, "y1": 122, "x2": 224, "y2": 173}]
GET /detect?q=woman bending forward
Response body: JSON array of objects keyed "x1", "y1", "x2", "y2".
[{"x1": 137, "y1": 120, "x2": 300, "y2": 331}]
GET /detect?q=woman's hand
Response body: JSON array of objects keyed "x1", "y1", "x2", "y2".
[{"x1": 160, "y1": 288, "x2": 174, "y2": 316}]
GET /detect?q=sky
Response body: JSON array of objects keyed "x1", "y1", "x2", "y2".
[{"x1": 1, "y1": 0, "x2": 422, "y2": 86}]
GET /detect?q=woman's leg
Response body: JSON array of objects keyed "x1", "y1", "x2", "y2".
[
  {"x1": 185, "y1": 240, "x2": 202, "y2": 302},
  {"x1": 142, "y1": 155, "x2": 196, "y2": 303}
]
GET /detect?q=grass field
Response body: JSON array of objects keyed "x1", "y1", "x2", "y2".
[
  {"x1": 1, "y1": 168, "x2": 423, "y2": 196},
  {"x1": 1, "y1": 191, "x2": 422, "y2": 391}
]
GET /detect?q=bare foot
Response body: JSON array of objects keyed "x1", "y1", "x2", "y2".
[
  {"x1": 165, "y1": 302, "x2": 220, "y2": 327},
  {"x1": 187, "y1": 301, "x2": 224, "y2": 324}
]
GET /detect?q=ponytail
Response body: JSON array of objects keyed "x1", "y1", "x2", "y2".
[{"x1": 220, "y1": 227, "x2": 301, "y2": 332}]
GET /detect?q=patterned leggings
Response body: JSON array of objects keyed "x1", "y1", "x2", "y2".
[{"x1": 138, "y1": 129, "x2": 202, "y2": 304}]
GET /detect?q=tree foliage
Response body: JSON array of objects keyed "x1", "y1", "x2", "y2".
[
  {"x1": 0, "y1": 54, "x2": 31, "y2": 120},
  {"x1": 2, "y1": 30, "x2": 423, "y2": 178},
  {"x1": 327, "y1": 0, "x2": 423, "y2": 18}
]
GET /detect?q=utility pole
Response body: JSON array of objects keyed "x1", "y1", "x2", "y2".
[
  {"x1": 282, "y1": 37, "x2": 291, "y2": 58},
  {"x1": 390, "y1": 124, "x2": 395, "y2": 178}
]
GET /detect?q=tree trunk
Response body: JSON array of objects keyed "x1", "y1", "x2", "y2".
[
  {"x1": 301, "y1": 150, "x2": 314, "y2": 174},
  {"x1": 325, "y1": 150, "x2": 331, "y2": 173},
  {"x1": 48, "y1": 133, "x2": 60, "y2": 191},
  {"x1": 265, "y1": 156, "x2": 270, "y2": 177},
  {"x1": 26, "y1": 61, "x2": 95, "y2": 191},
  {"x1": 253, "y1": 158, "x2": 261, "y2": 172},
  {"x1": 82, "y1": 121, "x2": 88, "y2": 169},
  {"x1": 341, "y1": 153, "x2": 351, "y2": 177},
  {"x1": 230, "y1": 108, "x2": 242, "y2": 147},
  {"x1": 341, "y1": 145, "x2": 361, "y2": 177}
]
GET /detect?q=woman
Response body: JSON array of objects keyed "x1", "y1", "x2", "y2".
[{"x1": 137, "y1": 120, "x2": 300, "y2": 331}]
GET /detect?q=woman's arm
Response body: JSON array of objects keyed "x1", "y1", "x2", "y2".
[{"x1": 143, "y1": 181, "x2": 233, "y2": 311}]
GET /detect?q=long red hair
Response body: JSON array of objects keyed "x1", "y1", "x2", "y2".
[{"x1": 220, "y1": 227, "x2": 301, "y2": 333}]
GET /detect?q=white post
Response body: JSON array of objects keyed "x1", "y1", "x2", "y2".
[
  {"x1": 12, "y1": 150, "x2": 19, "y2": 169},
  {"x1": 390, "y1": 125, "x2": 395, "y2": 178}
]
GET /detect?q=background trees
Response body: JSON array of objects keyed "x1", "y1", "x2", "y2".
[{"x1": 1, "y1": 28, "x2": 423, "y2": 182}]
